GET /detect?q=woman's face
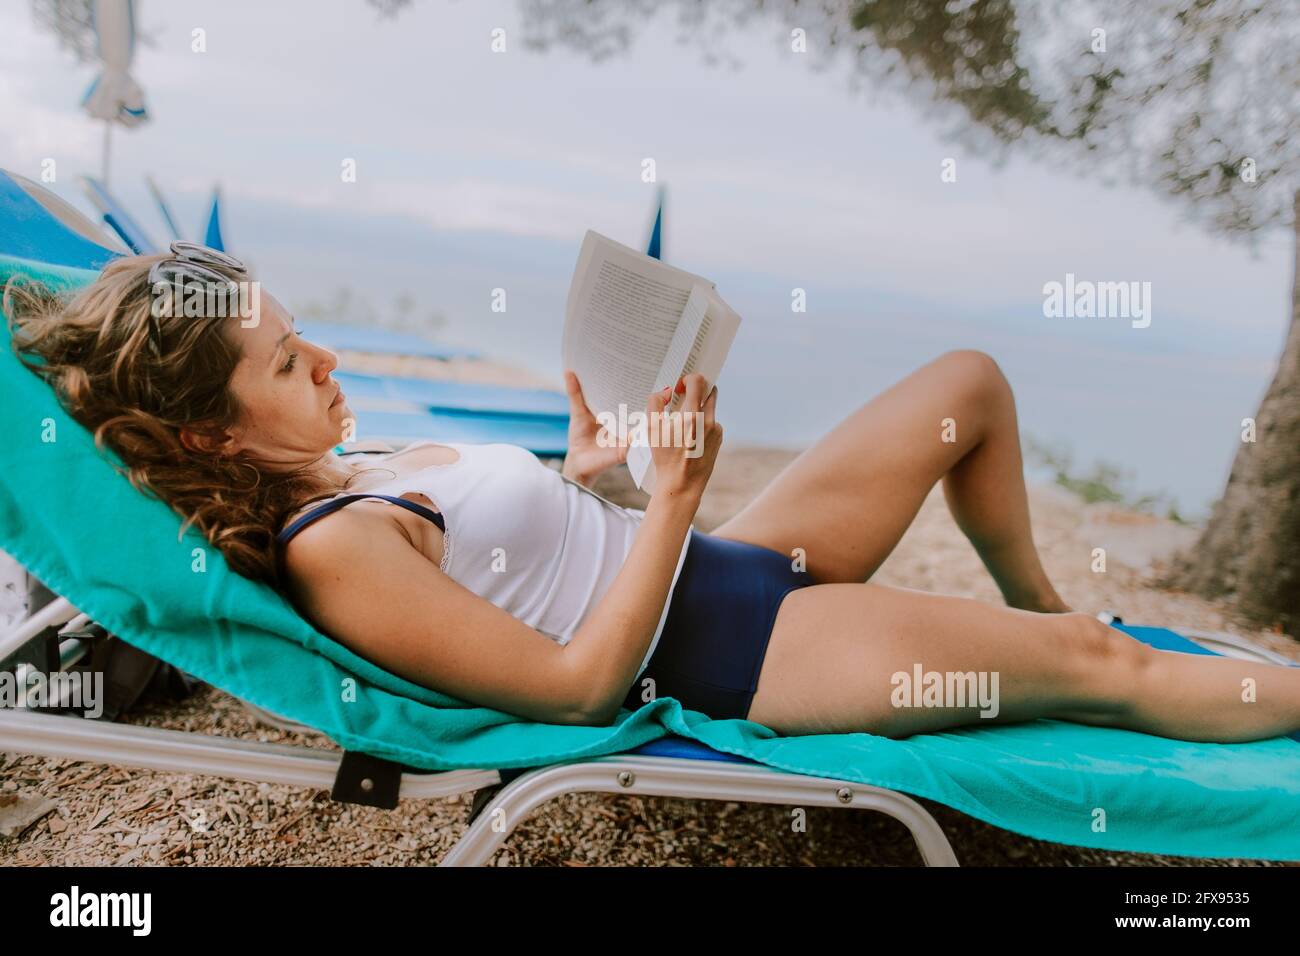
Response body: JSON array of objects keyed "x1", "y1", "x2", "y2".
[{"x1": 210, "y1": 287, "x2": 353, "y2": 465}]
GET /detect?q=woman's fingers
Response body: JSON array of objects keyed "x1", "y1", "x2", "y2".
[
  {"x1": 685, "y1": 375, "x2": 710, "y2": 447},
  {"x1": 649, "y1": 374, "x2": 716, "y2": 448},
  {"x1": 565, "y1": 369, "x2": 596, "y2": 423},
  {"x1": 687, "y1": 373, "x2": 704, "y2": 408},
  {"x1": 646, "y1": 381, "x2": 670, "y2": 416},
  {"x1": 696, "y1": 384, "x2": 716, "y2": 450}
]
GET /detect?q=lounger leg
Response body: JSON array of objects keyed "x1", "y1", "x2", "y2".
[{"x1": 440, "y1": 754, "x2": 959, "y2": 866}]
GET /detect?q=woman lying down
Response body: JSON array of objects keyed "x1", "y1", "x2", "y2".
[{"x1": 7, "y1": 242, "x2": 1299, "y2": 742}]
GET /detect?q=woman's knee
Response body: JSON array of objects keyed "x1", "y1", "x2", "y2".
[
  {"x1": 932, "y1": 349, "x2": 1012, "y2": 411},
  {"x1": 1055, "y1": 613, "x2": 1151, "y2": 715}
]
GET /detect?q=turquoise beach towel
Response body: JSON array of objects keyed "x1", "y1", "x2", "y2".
[{"x1": 2, "y1": 313, "x2": 1298, "y2": 862}]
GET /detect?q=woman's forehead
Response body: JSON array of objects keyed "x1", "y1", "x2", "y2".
[{"x1": 243, "y1": 290, "x2": 290, "y2": 340}]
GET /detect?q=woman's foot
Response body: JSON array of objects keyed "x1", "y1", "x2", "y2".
[{"x1": 1003, "y1": 587, "x2": 1074, "y2": 614}]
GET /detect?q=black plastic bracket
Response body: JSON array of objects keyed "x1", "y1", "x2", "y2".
[{"x1": 330, "y1": 750, "x2": 407, "y2": 809}]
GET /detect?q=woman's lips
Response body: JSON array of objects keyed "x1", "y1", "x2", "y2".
[{"x1": 330, "y1": 389, "x2": 345, "y2": 408}]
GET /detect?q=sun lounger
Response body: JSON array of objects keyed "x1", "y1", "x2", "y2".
[
  {"x1": 332, "y1": 370, "x2": 569, "y2": 453},
  {"x1": 303, "y1": 320, "x2": 481, "y2": 361},
  {"x1": 4, "y1": 172, "x2": 1298, "y2": 865},
  {"x1": 332, "y1": 372, "x2": 567, "y2": 454},
  {"x1": 344, "y1": 407, "x2": 568, "y2": 455},
  {"x1": 334, "y1": 370, "x2": 569, "y2": 419},
  {"x1": 0, "y1": 170, "x2": 124, "y2": 289}
]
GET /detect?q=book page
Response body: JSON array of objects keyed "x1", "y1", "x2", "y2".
[
  {"x1": 561, "y1": 230, "x2": 742, "y2": 493},
  {"x1": 562, "y1": 230, "x2": 713, "y2": 422},
  {"x1": 653, "y1": 284, "x2": 711, "y2": 397},
  {"x1": 627, "y1": 287, "x2": 742, "y2": 493}
]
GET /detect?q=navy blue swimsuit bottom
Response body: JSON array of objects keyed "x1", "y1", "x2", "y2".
[{"x1": 621, "y1": 529, "x2": 814, "y2": 721}]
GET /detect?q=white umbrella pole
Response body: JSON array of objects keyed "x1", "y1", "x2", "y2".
[{"x1": 102, "y1": 121, "x2": 112, "y2": 186}]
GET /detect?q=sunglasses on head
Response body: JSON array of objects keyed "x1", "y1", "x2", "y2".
[{"x1": 145, "y1": 241, "x2": 250, "y2": 356}]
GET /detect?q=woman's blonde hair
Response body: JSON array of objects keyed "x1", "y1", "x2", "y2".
[{"x1": 3, "y1": 255, "x2": 390, "y2": 589}]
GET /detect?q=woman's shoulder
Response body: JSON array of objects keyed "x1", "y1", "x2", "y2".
[
  {"x1": 279, "y1": 487, "x2": 445, "y2": 571},
  {"x1": 280, "y1": 488, "x2": 394, "y2": 540}
]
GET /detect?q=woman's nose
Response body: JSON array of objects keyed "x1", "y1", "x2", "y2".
[{"x1": 313, "y1": 344, "x2": 338, "y2": 378}]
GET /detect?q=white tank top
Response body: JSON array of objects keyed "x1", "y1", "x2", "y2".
[{"x1": 340, "y1": 440, "x2": 693, "y2": 678}]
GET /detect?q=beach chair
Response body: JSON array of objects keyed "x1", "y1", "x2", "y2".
[
  {"x1": 335, "y1": 369, "x2": 569, "y2": 419},
  {"x1": 342, "y1": 407, "x2": 569, "y2": 456},
  {"x1": 333, "y1": 369, "x2": 570, "y2": 454},
  {"x1": 0, "y1": 170, "x2": 125, "y2": 288},
  {"x1": 304, "y1": 320, "x2": 481, "y2": 361},
  {"x1": 4, "y1": 176, "x2": 1298, "y2": 865}
]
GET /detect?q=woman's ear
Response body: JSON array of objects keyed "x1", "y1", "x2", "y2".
[{"x1": 179, "y1": 424, "x2": 235, "y2": 456}]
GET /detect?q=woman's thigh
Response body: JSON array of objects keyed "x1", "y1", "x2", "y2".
[
  {"x1": 710, "y1": 350, "x2": 1004, "y2": 584},
  {"x1": 746, "y1": 582, "x2": 1137, "y2": 737}
]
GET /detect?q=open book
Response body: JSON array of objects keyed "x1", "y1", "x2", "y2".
[{"x1": 562, "y1": 229, "x2": 742, "y2": 494}]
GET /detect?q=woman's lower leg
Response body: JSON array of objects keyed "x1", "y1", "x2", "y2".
[
  {"x1": 935, "y1": 352, "x2": 1070, "y2": 613},
  {"x1": 1057, "y1": 626, "x2": 1300, "y2": 743}
]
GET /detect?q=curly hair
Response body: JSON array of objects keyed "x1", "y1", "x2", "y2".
[{"x1": 3, "y1": 255, "x2": 394, "y2": 590}]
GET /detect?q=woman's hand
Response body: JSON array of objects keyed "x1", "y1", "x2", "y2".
[
  {"x1": 562, "y1": 369, "x2": 628, "y2": 486},
  {"x1": 646, "y1": 373, "x2": 721, "y2": 501}
]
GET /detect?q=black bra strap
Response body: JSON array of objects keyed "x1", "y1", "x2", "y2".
[{"x1": 277, "y1": 493, "x2": 445, "y2": 547}]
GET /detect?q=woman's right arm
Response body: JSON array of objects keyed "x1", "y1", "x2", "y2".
[
  {"x1": 564, "y1": 373, "x2": 722, "y2": 724},
  {"x1": 282, "y1": 509, "x2": 599, "y2": 725},
  {"x1": 564, "y1": 486, "x2": 701, "y2": 723}
]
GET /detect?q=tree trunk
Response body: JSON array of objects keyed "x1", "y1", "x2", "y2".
[{"x1": 1165, "y1": 190, "x2": 1300, "y2": 634}]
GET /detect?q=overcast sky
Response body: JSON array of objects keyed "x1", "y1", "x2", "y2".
[{"x1": 1, "y1": 0, "x2": 1292, "y2": 517}]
